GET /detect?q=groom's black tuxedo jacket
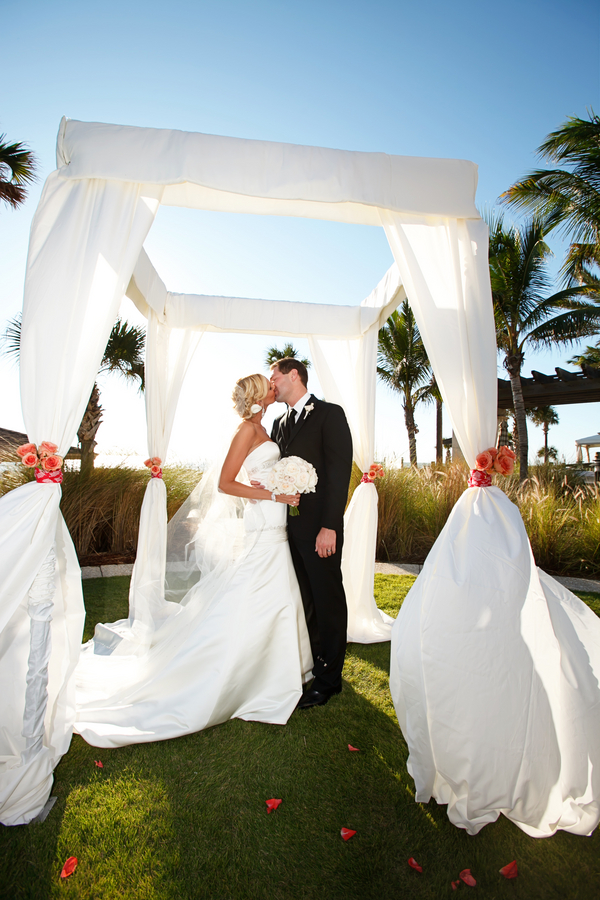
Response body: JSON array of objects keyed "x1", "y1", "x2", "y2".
[{"x1": 271, "y1": 395, "x2": 353, "y2": 540}]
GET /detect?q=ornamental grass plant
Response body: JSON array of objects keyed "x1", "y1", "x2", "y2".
[
  {"x1": 374, "y1": 462, "x2": 600, "y2": 577},
  {"x1": 59, "y1": 465, "x2": 201, "y2": 561},
  {"x1": 374, "y1": 463, "x2": 467, "y2": 562},
  {"x1": 0, "y1": 463, "x2": 201, "y2": 562},
  {"x1": 1, "y1": 459, "x2": 599, "y2": 575}
]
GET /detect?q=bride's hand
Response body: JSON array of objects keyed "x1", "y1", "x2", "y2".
[{"x1": 279, "y1": 493, "x2": 301, "y2": 507}]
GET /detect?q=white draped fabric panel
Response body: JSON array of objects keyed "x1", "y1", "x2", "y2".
[
  {"x1": 382, "y1": 212, "x2": 600, "y2": 836},
  {"x1": 380, "y1": 213, "x2": 498, "y2": 462},
  {"x1": 308, "y1": 264, "x2": 404, "y2": 643},
  {"x1": 57, "y1": 119, "x2": 480, "y2": 223},
  {"x1": 0, "y1": 175, "x2": 161, "y2": 825},
  {"x1": 126, "y1": 312, "x2": 203, "y2": 649}
]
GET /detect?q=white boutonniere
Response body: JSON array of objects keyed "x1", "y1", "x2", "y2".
[{"x1": 304, "y1": 403, "x2": 314, "y2": 418}]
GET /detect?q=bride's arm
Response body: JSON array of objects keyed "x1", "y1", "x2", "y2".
[{"x1": 218, "y1": 424, "x2": 298, "y2": 506}]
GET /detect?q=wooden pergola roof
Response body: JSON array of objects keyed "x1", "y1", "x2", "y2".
[{"x1": 498, "y1": 366, "x2": 600, "y2": 411}]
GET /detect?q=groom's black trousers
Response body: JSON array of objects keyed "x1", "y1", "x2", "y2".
[{"x1": 287, "y1": 527, "x2": 347, "y2": 693}]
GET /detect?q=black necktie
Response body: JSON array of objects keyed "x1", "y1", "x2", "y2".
[{"x1": 285, "y1": 408, "x2": 297, "y2": 442}]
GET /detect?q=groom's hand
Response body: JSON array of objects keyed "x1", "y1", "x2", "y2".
[{"x1": 315, "y1": 527, "x2": 336, "y2": 558}]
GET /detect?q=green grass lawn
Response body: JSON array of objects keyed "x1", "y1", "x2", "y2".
[{"x1": 2, "y1": 574, "x2": 600, "y2": 899}]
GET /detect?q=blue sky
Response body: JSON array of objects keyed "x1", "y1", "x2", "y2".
[{"x1": 1, "y1": 0, "x2": 599, "y2": 464}]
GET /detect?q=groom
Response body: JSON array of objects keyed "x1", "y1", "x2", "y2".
[{"x1": 269, "y1": 358, "x2": 353, "y2": 709}]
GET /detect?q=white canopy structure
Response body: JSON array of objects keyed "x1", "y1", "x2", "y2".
[
  {"x1": 2, "y1": 118, "x2": 598, "y2": 839},
  {"x1": 575, "y1": 433, "x2": 600, "y2": 462}
]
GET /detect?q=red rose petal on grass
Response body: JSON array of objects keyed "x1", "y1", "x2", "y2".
[
  {"x1": 265, "y1": 798, "x2": 282, "y2": 813},
  {"x1": 408, "y1": 857, "x2": 423, "y2": 872},
  {"x1": 460, "y1": 869, "x2": 477, "y2": 886},
  {"x1": 348, "y1": 744, "x2": 360, "y2": 752},
  {"x1": 94, "y1": 760, "x2": 103, "y2": 768},
  {"x1": 60, "y1": 857, "x2": 78, "y2": 878},
  {"x1": 451, "y1": 880, "x2": 460, "y2": 890},
  {"x1": 340, "y1": 828, "x2": 356, "y2": 841},
  {"x1": 499, "y1": 860, "x2": 518, "y2": 879}
]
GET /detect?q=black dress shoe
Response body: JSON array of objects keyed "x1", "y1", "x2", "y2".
[{"x1": 297, "y1": 685, "x2": 342, "y2": 710}]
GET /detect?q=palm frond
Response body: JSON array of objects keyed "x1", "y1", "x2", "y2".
[
  {"x1": 527, "y1": 405, "x2": 559, "y2": 428},
  {"x1": 265, "y1": 343, "x2": 310, "y2": 368},
  {"x1": 526, "y1": 307, "x2": 600, "y2": 346},
  {"x1": 0, "y1": 313, "x2": 21, "y2": 359},
  {"x1": 561, "y1": 242, "x2": 600, "y2": 294},
  {"x1": 0, "y1": 135, "x2": 38, "y2": 209},
  {"x1": 502, "y1": 111, "x2": 600, "y2": 245},
  {"x1": 568, "y1": 341, "x2": 600, "y2": 368},
  {"x1": 0, "y1": 182, "x2": 27, "y2": 209},
  {"x1": 537, "y1": 111, "x2": 600, "y2": 171},
  {"x1": 377, "y1": 301, "x2": 431, "y2": 405},
  {"x1": 100, "y1": 318, "x2": 146, "y2": 389},
  {"x1": 487, "y1": 207, "x2": 600, "y2": 367}
]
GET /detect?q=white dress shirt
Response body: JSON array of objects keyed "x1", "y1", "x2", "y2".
[{"x1": 289, "y1": 391, "x2": 311, "y2": 419}]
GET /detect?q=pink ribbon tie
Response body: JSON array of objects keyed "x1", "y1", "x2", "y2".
[
  {"x1": 35, "y1": 468, "x2": 63, "y2": 484},
  {"x1": 468, "y1": 469, "x2": 492, "y2": 488}
]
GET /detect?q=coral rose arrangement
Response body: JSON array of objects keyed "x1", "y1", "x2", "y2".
[
  {"x1": 144, "y1": 457, "x2": 163, "y2": 478},
  {"x1": 468, "y1": 446, "x2": 516, "y2": 488},
  {"x1": 361, "y1": 463, "x2": 385, "y2": 484},
  {"x1": 17, "y1": 441, "x2": 64, "y2": 483}
]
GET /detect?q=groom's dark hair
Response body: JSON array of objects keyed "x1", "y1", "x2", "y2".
[{"x1": 270, "y1": 357, "x2": 309, "y2": 387}]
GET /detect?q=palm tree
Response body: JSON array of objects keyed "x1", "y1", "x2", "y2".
[
  {"x1": 416, "y1": 376, "x2": 444, "y2": 464},
  {"x1": 526, "y1": 406, "x2": 559, "y2": 464},
  {"x1": 568, "y1": 341, "x2": 600, "y2": 372},
  {"x1": 537, "y1": 445, "x2": 559, "y2": 462},
  {"x1": 488, "y1": 211, "x2": 597, "y2": 480},
  {"x1": 0, "y1": 135, "x2": 37, "y2": 209},
  {"x1": 502, "y1": 111, "x2": 600, "y2": 295},
  {"x1": 1, "y1": 315, "x2": 145, "y2": 476},
  {"x1": 377, "y1": 300, "x2": 432, "y2": 466},
  {"x1": 265, "y1": 342, "x2": 311, "y2": 369},
  {"x1": 429, "y1": 379, "x2": 444, "y2": 465}
]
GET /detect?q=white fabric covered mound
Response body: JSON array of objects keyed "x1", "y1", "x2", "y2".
[{"x1": 390, "y1": 485, "x2": 600, "y2": 837}]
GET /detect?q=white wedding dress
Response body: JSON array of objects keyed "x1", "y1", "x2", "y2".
[{"x1": 75, "y1": 442, "x2": 313, "y2": 748}]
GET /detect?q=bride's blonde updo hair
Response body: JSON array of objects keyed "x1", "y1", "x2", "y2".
[{"x1": 232, "y1": 373, "x2": 269, "y2": 420}]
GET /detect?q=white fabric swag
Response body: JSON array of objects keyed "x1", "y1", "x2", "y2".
[{"x1": 2, "y1": 117, "x2": 598, "y2": 839}]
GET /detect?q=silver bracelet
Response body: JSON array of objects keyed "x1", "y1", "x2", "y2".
[{"x1": 271, "y1": 491, "x2": 277, "y2": 502}]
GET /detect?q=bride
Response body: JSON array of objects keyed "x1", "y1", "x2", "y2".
[{"x1": 75, "y1": 374, "x2": 313, "y2": 748}]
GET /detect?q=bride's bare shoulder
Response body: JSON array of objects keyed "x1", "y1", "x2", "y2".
[{"x1": 230, "y1": 420, "x2": 254, "y2": 445}]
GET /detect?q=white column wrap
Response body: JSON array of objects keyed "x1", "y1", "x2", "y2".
[
  {"x1": 127, "y1": 312, "x2": 203, "y2": 647},
  {"x1": 382, "y1": 211, "x2": 600, "y2": 837},
  {"x1": 0, "y1": 175, "x2": 161, "y2": 825}
]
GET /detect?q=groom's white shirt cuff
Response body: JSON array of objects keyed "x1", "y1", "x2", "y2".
[{"x1": 290, "y1": 392, "x2": 311, "y2": 418}]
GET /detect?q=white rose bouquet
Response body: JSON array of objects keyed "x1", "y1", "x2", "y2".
[{"x1": 265, "y1": 456, "x2": 318, "y2": 516}]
